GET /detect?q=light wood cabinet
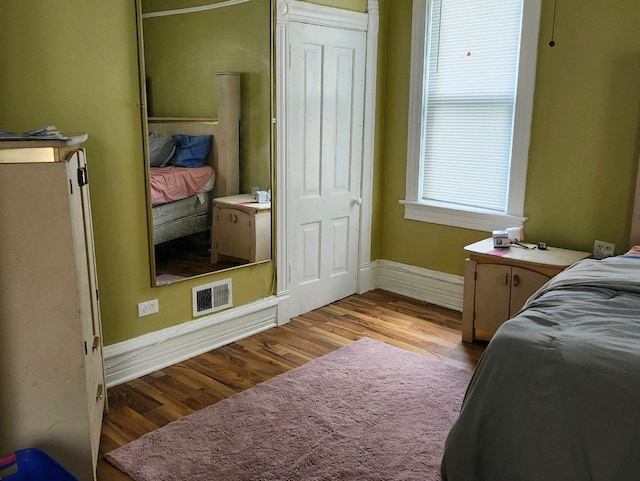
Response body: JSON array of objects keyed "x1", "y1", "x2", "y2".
[
  {"x1": 0, "y1": 140, "x2": 105, "y2": 481},
  {"x1": 212, "y1": 194, "x2": 271, "y2": 264},
  {"x1": 463, "y1": 238, "x2": 591, "y2": 342}
]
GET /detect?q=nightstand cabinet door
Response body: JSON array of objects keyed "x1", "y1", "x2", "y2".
[
  {"x1": 474, "y1": 264, "x2": 512, "y2": 336},
  {"x1": 509, "y1": 266, "x2": 549, "y2": 316},
  {"x1": 216, "y1": 206, "x2": 253, "y2": 261}
]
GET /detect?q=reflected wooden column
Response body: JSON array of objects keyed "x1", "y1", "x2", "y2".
[{"x1": 215, "y1": 72, "x2": 241, "y2": 198}]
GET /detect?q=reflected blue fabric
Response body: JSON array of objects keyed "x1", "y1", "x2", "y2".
[{"x1": 171, "y1": 134, "x2": 213, "y2": 167}]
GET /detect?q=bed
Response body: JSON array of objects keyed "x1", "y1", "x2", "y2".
[
  {"x1": 441, "y1": 158, "x2": 640, "y2": 480},
  {"x1": 441, "y1": 251, "x2": 640, "y2": 480},
  {"x1": 441, "y1": 186, "x2": 640, "y2": 481},
  {"x1": 441, "y1": 159, "x2": 640, "y2": 481},
  {"x1": 146, "y1": 72, "x2": 240, "y2": 249}
]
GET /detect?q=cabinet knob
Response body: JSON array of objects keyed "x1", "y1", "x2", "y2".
[
  {"x1": 513, "y1": 274, "x2": 520, "y2": 287},
  {"x1": 502, "y1": 273, "x2": 509, "y2": 286},
  {"x1": 229, "y1": 213, "x2": 238, "y2": 223}
]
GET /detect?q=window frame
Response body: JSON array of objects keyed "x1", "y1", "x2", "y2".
[{"x1": 401, "y1": 0, "x2": 542, "y2": 232}]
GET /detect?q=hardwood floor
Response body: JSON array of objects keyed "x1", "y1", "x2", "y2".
[
  {"x1": 154, "y1": 232, "x2": 244, "y2": 279},
  {"x1": 97, "y1": 289, "x2": 486, "y2": 481}
]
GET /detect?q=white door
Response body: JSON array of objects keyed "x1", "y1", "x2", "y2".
[{"x1": 287, "y1": 22, "x2": 366, "y2": 318}]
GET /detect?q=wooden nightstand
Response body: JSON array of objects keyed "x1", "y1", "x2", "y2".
[
  {"x1": 211, "y1": 194, "x2": 271, "y2": 264},
  {"x1": 462, "y1": 238, "x2": 591, "y2": 342}
]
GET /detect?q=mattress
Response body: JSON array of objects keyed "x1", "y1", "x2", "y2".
[
  {"x1": 152, "y1": 192, "x2": 212, "y2": 245},
  {"x1": 150, "y1": 165, "x2": 215, "y2": 206},
  {"x1": 152, "y1": 191, "x2": 211, "y2": 225},
  {"x1": 153, "y1": 212, "x2": 209, "y2": 245}
]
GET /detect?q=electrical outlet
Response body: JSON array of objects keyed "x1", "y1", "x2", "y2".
[
  {"x1": 593, "y1": 240, "x2": 615, "y2": 260},
  {"x1": 138, "y1": 299, "x2": 159, "y2": 317}
]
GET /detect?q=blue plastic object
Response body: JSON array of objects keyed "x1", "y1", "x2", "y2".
[{"x1": 0, "y1": 449, "x2": 80, "y2": 481}]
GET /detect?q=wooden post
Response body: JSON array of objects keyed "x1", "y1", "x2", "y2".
[{"x1": 215, "y1": 72, "x2": 241, "y2": 197}]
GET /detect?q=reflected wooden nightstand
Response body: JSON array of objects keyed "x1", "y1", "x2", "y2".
[
  {"x1": 462, "y1": 238, "x2": 591, "y2": 342},
  {"x1": 211, "y1": 194, "x2": 271, "y2": 264}
]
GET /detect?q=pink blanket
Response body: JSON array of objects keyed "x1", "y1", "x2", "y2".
[{"x1": 150, "y1": 166, "x2": 214, "y2": 206}]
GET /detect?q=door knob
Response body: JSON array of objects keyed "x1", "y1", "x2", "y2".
[{"x1": 352, "y1": 197, "x2": 363, "y2": 206}]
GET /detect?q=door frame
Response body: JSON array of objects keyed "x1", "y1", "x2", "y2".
[{"x1": 275, "y1": 0, "x2": 379, "y2": 325}]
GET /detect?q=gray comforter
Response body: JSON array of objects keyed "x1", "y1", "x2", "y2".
[{"x1": 441, "y1": 256, "x2": 640, "y2": 481}]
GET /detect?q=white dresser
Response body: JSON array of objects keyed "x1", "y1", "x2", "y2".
[{"x1": 0, "y1": 137, "x2": 106, "y2": 481}]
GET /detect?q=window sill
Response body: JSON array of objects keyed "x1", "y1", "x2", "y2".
[{"x1": 400, "y1": 200, "x2": 527, "y2": 232}]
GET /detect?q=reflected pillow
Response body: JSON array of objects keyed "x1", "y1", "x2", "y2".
[
  {"x1": 148, "y1": 131, "x2": 176, "y2": 167},
  {"x1": 171, "y1": 134, "x2": 213, "y2": 168}
]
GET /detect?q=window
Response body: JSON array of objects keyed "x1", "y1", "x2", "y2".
[{"x1": 402, "y1": 0, "x2": 541, "y2": 231}]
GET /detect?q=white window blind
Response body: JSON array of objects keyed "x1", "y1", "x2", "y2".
[{"x1": 421, "y1": 0, "x2": 523, "y2": 214}]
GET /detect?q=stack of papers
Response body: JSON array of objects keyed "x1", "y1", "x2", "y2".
[{"x1": 0, "y1": 126, "x2": 70, "y2": 141}]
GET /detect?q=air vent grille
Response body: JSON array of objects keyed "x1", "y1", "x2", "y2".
[{"x1": 192, "y1": 279, "x2": 232, "y2": 317}]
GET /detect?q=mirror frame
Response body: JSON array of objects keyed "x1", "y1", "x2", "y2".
[{"x1": 134, "y1": 0, "x2": 275, "y2": 287}]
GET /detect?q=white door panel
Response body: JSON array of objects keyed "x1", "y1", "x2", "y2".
[
  {"x1": 288, "y1": 22, "x2": 366, "y2": 317},
  {"x1": 300, "y1": 222, "x2": 321, "y2": 284},
  {"x1": 331, "y1": 216, "x2": 350, "y2": 275}
]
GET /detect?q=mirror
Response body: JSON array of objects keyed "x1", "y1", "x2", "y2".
[{"x1": 137, "y1": 0, "x2": 273, "y2": 286}]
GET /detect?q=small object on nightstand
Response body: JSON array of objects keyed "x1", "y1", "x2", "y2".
[
  {"x1": 512, "y1": 240, "x2": 532, "y2": 249},
  {"x1": 537, "y1": 242, "x2": 547, "y2": 250},
  {"x1": 254, "y1": 190, "x2": 270, "y2": 203},
  {"x1": 506, "y1": 226, "x2": 525, "y2": 243},
  {"x1": 492, "y1": 230, "x2": 509, "y2": 248}
]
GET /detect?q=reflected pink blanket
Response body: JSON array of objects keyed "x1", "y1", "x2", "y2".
[{"x1": 150, "y1": 166, "x2": 214, "y2": 206}]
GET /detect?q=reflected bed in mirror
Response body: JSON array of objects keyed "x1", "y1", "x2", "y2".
[
  {"x1": 149, "y1": 73, "x2": 249, "y2": 285},
  {"x1": 137, "y1": 0, "x2": 273, "y2": 286}
]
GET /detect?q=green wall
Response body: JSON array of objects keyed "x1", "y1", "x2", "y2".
[
  {"x1": 1, "y1": 0, "x2": 639, "y2": 348},
  {"x1": 301, "y1": 0, "x2": 366, "y2": 12},
  {"x1": 525, "y1": 1, "x2": 640, "y2": 251},
  {"x1": 0, "y1": 0, "x2": 273, "y2": 346},
  {"x1": 379, "y1": 0, "x2": 640, "y2": 276}
]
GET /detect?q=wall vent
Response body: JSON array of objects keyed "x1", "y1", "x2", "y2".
[{"x1": 192, "y1": 279, "x2": 232, "y2": 317}]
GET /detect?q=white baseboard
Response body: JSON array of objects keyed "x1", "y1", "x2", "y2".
[
  {"x1": 357, "y1": 260, "x2": 380, "y2": 294},
  {"x1": 276, "y1": 290, "x2": 291, "y2": 326},
  {"x1": 359, "y1": 259, "x2": 463, "y2": 312},
  {"x1": 104, "y1": 261, "x2": 462, "y2": 387},
  {"x1": 104, "y1": 296, "x2": 278, "y2": 387}
]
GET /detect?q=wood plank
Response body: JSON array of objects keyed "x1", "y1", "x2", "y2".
[{"x1": 97, "y1": 290, "x2": 486, "y2": 480}]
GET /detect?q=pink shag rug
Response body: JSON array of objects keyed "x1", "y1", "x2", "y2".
[{"x1": 106, "y1": 337, "x2": 472, "y2": 481}]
